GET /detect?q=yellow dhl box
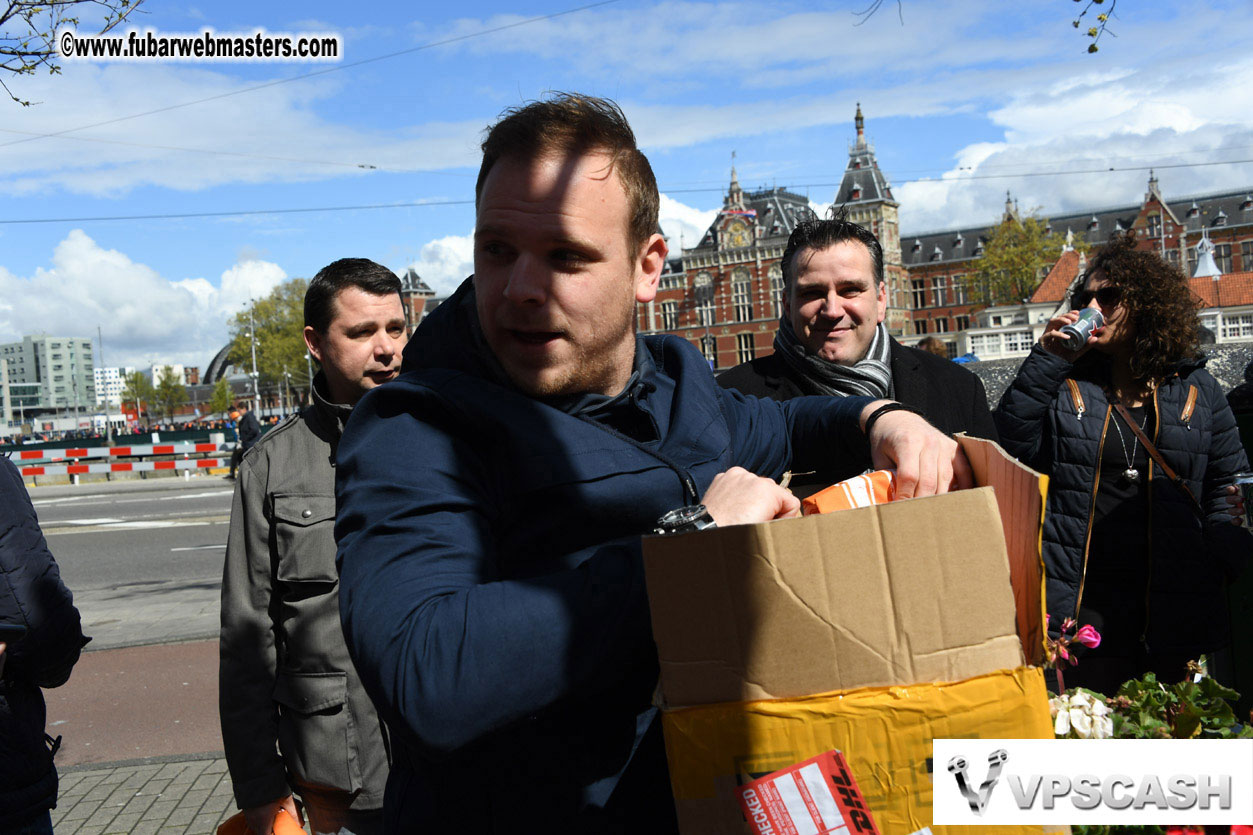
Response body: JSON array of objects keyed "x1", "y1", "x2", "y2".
[
  {"x1": 662, "y1": 667, "x2": 1059, "y2": 835},
  {"x1": 642, "y1": 435, "x2": 1055, "y2": 833}
]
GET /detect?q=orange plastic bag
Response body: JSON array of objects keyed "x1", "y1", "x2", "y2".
[
  {"x1": 801, "y1": 469, "x2": 896, "y2": 515},
  {"x1": 216, "y1": 808, "x2": 303, "y2": 835}
]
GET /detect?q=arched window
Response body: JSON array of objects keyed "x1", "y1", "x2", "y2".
[
  {"x1": 694, "y1": 272, "x2": 715, "y2": 327},
  {"x1": 732, "y1": 267, "x2": 753, "y2": 322},
  {"x1": 769, "y1": 265, "x2": 784, "y2": 319}
]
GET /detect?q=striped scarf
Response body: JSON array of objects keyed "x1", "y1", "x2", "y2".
[{"x1": 772, "y1": 317, "x2": 894, "y2": 399}]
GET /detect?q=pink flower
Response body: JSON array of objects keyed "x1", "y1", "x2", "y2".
[{"x1": 1074, "y1": 624, "x2": 1102, "y2": 649}]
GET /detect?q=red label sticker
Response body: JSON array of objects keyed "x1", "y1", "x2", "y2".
[{"x1": 737, "y1": 750, "x2": 881, "y2": 835}]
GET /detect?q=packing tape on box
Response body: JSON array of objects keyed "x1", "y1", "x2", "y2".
[{"x1": 662, "y1": 666, "x2": 1065, "y2": 835}]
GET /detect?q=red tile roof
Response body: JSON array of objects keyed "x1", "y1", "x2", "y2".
[
  {"x1": 1190, "y1": 271, "x2": 1253, "y2": 308},
  {"x1": 1031, "y1": 258, "x2": 1253, "y2": 310},
  {"x1": 1031, "y1": 250, "x2": 1082, "y2": 304}
]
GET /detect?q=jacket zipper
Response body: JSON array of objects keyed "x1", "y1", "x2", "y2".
[
  {"x1": 1180, "y1": 384, "x2": 1197, "y2": 430},
  {"x1": 1066, "y1": 379, "x2": 1086, "y2": 421},
  {"x1": 1073, "y1": 400, "x2": 1111, "y2": 622},
  {"x1": 574, "y1": 415, "x2": 700, "y2": 504}
]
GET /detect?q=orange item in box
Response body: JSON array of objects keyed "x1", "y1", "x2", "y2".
[
  {"x1": 216, "y1": 809, "x2": 303, "y2": 835},
  {"x1": 802, "y1": 470, "x2": 896, "y2": 515}
]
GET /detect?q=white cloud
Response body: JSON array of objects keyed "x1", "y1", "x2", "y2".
[
  {"x1": 0, "y1": 63, "x2": 483, "y2": 196},
  {"x1": 423, "y1": 1, "x2": 1051, "y2": 91},
  {"x1": 894, "y1": 48, "x2": 1253, "y2": 232},
  {"x1": 407, "y1": 232, "x2": 474, "y2": 296},
  {"x1": 659, "y1": 194, "x2": 718, "y2": 254},
  {"x1": 0, "y1": 230, "x2": 286, "y2": 370}
]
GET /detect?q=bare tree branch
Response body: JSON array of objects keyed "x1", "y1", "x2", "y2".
[
  {"x1": 852, "y1": 0, "x2": 904, "y2": 27},
  {"x1": 1, "y1": 0, "x2": 144, "y2": 105}
]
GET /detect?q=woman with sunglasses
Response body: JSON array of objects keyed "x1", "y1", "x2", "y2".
[{"x1": 996, "y1": 233, "x2": 1249, "y2": 695}]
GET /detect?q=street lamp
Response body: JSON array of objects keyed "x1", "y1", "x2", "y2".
[{"x1": 247, "y1": 307, "x2": 260, "y2": 415}]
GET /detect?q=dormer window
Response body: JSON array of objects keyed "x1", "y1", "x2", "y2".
[
  {"x1": 953, "y1": 233, "x2": 963, "y2": 249},
  {"x1": 852, "y1": 159, "x2": 861, "y2": 169},
  {"x1": 1114, "y1": 220, "x2": 1123, "y2": 232},
  {"x1": 912, "y1": 239, "x2": 922, "y2": 252},
  {"x1": 850, "y1": 180, "x2": 861, "y2": 200},
  {"x1": 930, "y1": 245, "x2": 943, "y2": 262},
  {"x1": 1188, "y1": 202, "x2": 1200, "y2": 218},
  {"x1": 1242, "y1": 196, "x2": 1253, "y2": 211},
  {"x1": 974, "y1": 240, "x2": 985, "y2": 256},
  {"x1": 1044, "y1": 223, "x2": 1053, "y2": 234},
  {"x1": 1214, "y1": 210, "x2": 1228, "y2": 227}
]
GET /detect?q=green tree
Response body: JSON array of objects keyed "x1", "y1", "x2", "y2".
[
  {"x1": 207, "y1": 377, "x2": 233, "y2": 418},
  {"x1": 1, "y1": 0, "x2": 145, "y2": 105},
  {"x1": 963, "y1": 215, "x2": 1087, "y2": 307},
  {"x1": 153, "y1": 365, "x2": 188, "y2": 422},
  {"x1": 120, "y1": 369, "x2": 153, "y2": 421},
  {"x1": 227, "y1": 278, "x2": 310, "y2": 403}
]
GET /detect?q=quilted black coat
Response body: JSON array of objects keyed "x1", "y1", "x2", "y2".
[
  {"x1": 0, "y1": 457, "x2": 88, "y2": 825},
  {"x1": 996, "y1": 345, "x2": 1251, "y2": 654}
]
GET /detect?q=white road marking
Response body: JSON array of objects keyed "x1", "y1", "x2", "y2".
[
  {"x1": 47, "y1": 520, "x2": 226, "y2": 536},
  {"x1": 159, "y1": 490, "x2": 233, "y2": 501},
  {"x1": 32, "y1": 496, "x2": 106, "y2": 506},
  {"x1": 170, "y1": 545, "x2": 224, "y2": 552},
  {"x1": 33, "y1": 489, "x2": 232, "y2": 508},
  {"x1": 64, "y1": 517, "x2": 123, "y2": 525}
]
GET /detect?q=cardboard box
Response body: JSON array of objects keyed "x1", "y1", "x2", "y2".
[
  {"x1": 643, "y1": 435, "x2": 1047, "y2": 707},
  {"x1": 663, "y1": 667, "x2": 1058, "y2": 835},
  {"x1": 641, "y1": 435, "x2": 1053, "y2": 833}
]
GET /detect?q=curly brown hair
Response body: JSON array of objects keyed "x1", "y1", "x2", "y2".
[{"x1": 1078, "y1": 232, "x2": 1200, "y2": 384}]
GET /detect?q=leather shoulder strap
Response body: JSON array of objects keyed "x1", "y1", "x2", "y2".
[{"x1": 1112, "y1": 400, "x2": 1204, "y2": 516}]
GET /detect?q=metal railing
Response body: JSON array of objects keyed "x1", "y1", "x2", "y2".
[{"x1": 12, "y1": 441, "x2": 230, "y2": 479}]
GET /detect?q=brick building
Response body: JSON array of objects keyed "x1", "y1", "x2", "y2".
[
  {"x1": 639, "y1": 106, "x2": 1253, "y2": 366},
  {"x1": 636, "y1": 167, "x2": 815, "y2": 369}
]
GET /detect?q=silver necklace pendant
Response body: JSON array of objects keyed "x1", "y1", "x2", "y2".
[{"x1": 1123, "y1": 467, "x2": 1141, "y2": 484}]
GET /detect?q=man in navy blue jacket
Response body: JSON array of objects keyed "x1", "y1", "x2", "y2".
[
  {"x1": 1, "y1": 456, "x2": 88, "y2": 832},
  {"x1": 334, "y1": 94, "x2": 970, "y2": 833}
]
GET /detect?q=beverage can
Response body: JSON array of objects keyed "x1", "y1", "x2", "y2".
[
  {"x1": 1234, "y1": 472, "x2": 1253, "y2": 528},
  {"x1": 1059, "y1": 308, "x2": 1104, "y2": 352}
]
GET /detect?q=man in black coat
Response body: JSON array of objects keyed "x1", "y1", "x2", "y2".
[
  {"x1": 0, "y1": 456, "x2": 89, "y2": 832},
  {"x1": 718, "y1": 217, "x2": 996, "y2": 493},
  {"x1": 228, "y1": 401, "x2": 263, "y2": 480}
]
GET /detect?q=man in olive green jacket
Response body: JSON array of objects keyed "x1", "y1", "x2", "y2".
[{"x1": 219, "y1": 259, "x2": 408, "y2": 835}]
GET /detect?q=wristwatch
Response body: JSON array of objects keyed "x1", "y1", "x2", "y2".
[{"x1": 653, "y1": 504, "x2": 718, "y2": 536}]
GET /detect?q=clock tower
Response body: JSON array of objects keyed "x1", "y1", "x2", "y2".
[{"x1": 834, "y1": 104, "x2": 907, "y2": 336}]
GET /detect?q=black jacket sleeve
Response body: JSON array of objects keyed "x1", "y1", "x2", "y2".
[
  {"x1": 1197, "y1": 375, "x2": 1253, "y2": 580},
  {"x1": 966, "y1": 373, "x2": 999, "y2": 444},
  {"x1": 994, "y1": 345, "x2": 1073, "y2": 473},
  {"x1": 0, "y1": 458, "x2": 88, "y2": 688}
]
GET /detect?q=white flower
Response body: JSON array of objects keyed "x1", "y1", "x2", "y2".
[
  {"x1": 1093, "y1": 715, "x2": 1114, "y2": 740},
  {"x1": 1069, "y1": 708, "x2": 1094, "y2": 738},
  {"x1": 1054, "y1": 707, "x2": 1071, "y2": 736}
]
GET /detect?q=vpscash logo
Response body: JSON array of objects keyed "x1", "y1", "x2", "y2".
[
  {"x1": 932, "y1": 740, "x2": 1253, "y2": 825},
  {"x1": 947, "y1": 749, "x2": 1008, "y2": 815}
]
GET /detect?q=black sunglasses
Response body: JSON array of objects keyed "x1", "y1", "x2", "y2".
[{"x1": 1071, "y1": 286, "x2": 1122, "y2": 310}]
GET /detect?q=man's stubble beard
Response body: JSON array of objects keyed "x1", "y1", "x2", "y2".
[{"x1": 501, "y1": 307, "x2": 638, "y2": 400}]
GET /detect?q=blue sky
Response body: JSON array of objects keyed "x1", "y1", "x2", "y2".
[{"x1": 3, "y1": 0, "x2": 1252, "y2": 369}]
